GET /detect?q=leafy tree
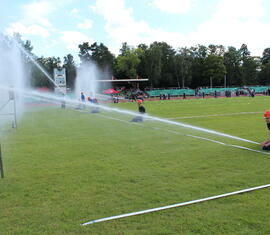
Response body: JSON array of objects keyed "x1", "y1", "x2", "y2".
[
  {"x1": 174, "y1": 47, "x2": 192, "y2": 88},
  {"x1": 89, "y1": 42, "x2": 114, "y2": 71},
  {"x1": 208, "y1": 44, "x2": 225, "y2": 56},
  {"x1": 139, "y1": 41, "x2": 176, "y2": 88},
  {"x1": 78, "y1": 42, "x2": 114, "y2": 80},
  {"x1": 238, "y1": 44, "x2": 257, "y2": 85},
  {"x1": 239, "y1": 44, "x2": 250, "y2": 59},
  {"x1": 223, "y1": 47, "x2": 242, "y2": 86},
  {"x1": 191, "y1": 44, "x2": 208, "y2": 58},
  {"x1": 78, "y1": 42, "x2": 91, "y2": 63},
  {"x1": 190, "y1": 45, "x2": 208, "y2": 88},
  {"x1": 119, "y1": 42, "x2": 131, "y2": 55},
  {"x1": 8, "y1": 35, "x2": 270, "y2": 89},
  {"x1": 242, "y1": 57, "x2": 259, "y2": 85},
  {"x1": 158, "y1": 42, "x2": 176, "y2": 87},
  {"x1": 23, "y1": 40, "x2": 33, "y2": 54},
  {"x1": 63, "y1": 54, "x2": 76, "y2": 89},
  {"x1": 203, "y1": 54, "x2": 226, "y2": 87},
  {"x1": 261, "y1": 48, "x2": 270, "y2": 65},
  {"x1": 136, "y1": 43, "x2": 148, "y2": 79},
  {"x1": 258, "y1": 62, "x2": 270, "y2": 85},
  {"x1": 115, "y1": 43, "x2": 141, "y2": 79},
  {"x1": 31, "y1": 56, "x2": 60, "y2": 88},
  {"x1": 144, "y1": 42, "x2": 162, "y2": 88}
]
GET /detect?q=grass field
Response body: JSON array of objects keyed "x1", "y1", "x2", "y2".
[{"x1": 1, "y1": 96, "x2": 270, "y2": 234}]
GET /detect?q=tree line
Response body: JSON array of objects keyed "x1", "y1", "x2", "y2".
[{"x1": 13, "y1": 34, "x2": 270, "y2": 90}]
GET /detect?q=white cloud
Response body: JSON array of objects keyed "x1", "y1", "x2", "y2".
[
  {"x1": 5, "y1": 1, "x2": 56, "y2": 39},
  {"x1": 92, "y1": 0, "x2": 269, "y2": 56},
  {"x1": 59, "y1": 31, "x2": 94, "y2": 50},
  {"x1": 44, "y1": 39, "x2": 59, "y2": 49},
  {"x1": 90, "y1": 0, "x2": 151, "y2": 52},
  {"x1": 90, "y1": 0, "x2": 188, "y2": 54},
  {"x1": 5, "y1": 22, "x2": 50, "y2": 38},
  {"x1": 216, "y1": 0, "x2": 265, "y2": 20},
  {"x1": 71, "y1": 8, "x2": 79, "y2": 15},
  {"x1": 22, "y1": 1, "x2": 55, "y2": 27},
  {"x1": 150, "y1": 0, "x2": 197, "y2": 14},
  {"x1": 188, "y1": 0, "x2": 270, "y2": 56},
  {"x1": 77, "y1": 19, "x2": 93, "y2": 30},
  {"x1": 8, "y1": 0, "x2": 267, "y2": 57}
]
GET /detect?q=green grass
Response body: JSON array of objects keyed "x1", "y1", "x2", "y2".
[{"x1": 1, "y1": 96, "x2": 270, "y2": 234}]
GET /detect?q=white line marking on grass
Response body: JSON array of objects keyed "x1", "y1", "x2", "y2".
[
  {"x1": 172, "y1": 132, "x2": 270, "y2": 155},
  {"x1": 168, "y1": 111, "x2": 262, "y2": 120},
  {"x1": 81, "y1": 183, "x2": 270, "y2": 226},
  {"x1": 71, "y1": 103, "x2": 259, "y2": 145},
  {"x1": 186, "y1": 134, "x2": 227, "y2": 145},
  {"x1": 95, "y1": 113, "x2": 268, "y2": 155},
  {"x1": 4, "y1": 86, "x2": 259, "y2": 145},
  {"x1": 227, "y1": 145, "x2": 270, "y2": 155},
  {"x1": 97, "y1": 114, "x2": 145, "y2": 127}
]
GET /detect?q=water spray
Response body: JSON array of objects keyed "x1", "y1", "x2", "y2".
[
  {"x1": 10, "y1": 89, "x2": 17, "y2": 129},
  {"x1": 97, "y1": 113, "x2": 268, "y2": 155},
  {"x1": 0, "y1": 88, "x2": 17, "y2": 129},
  {"x1": 2, "y1": 37, "x2": 258, "y2": 145},
  {"x1": 0, "y1": 84, "x2": 259, "y2": 145},
  {"x1": 12, "y1": 39, "x2": 65, "y2": 95}
]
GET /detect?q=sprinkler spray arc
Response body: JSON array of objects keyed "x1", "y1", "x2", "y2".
[
  {"x1": 13, "y1": 39, "x2": 65, "y2": 95},
  {"x1": 1, "y1": 37, "x2": 261, "y2": 145},
  {"x1": 0, "y1": 84, "x2": 260, "y2": 146}
]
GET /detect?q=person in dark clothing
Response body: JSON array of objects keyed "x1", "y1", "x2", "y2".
[
  {"x1": 132, "y1": 100, "x2": 146, "y2": 122},
  {"x1": 261, "y1": 110, "x2": 270, "y2": 150},
  {"x1": 138, "y1": 103, "x2": 145, "y2": 114},
  {"x1": 250, "y1": 89, "x2": 255, "y2": 98}
]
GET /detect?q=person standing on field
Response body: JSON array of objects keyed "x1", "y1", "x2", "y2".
[{"x1": 261, "y1": 110, "x2": 270, "y2": 150}]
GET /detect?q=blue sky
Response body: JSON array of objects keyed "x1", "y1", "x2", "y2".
[{"x1": 1, "y1": 0, "x2": 270, "y2": 62}]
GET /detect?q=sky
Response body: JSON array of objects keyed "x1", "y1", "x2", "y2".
[{"x1": 1, "y1": 0, "x2": 270, "y2": 62}]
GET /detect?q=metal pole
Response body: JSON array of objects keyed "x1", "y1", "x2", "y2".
[
  {"x1": 210, "y1": 77, "x2": 212, "y2": 89},
  {"x1": 13, "y1": 93, "x2": 17, "y2": 129},
  {"x1": 0, "y1": 143, "x2": 4, "y2": 178}
]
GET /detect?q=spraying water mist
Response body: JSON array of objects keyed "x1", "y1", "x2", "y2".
[
  {"x1": 0, "y1": 82, "x2": 259, "y2": 146},
  {"x1": 0, "y1": 35, "x2": 259, "y2": 146},
  {"x1": 13, "y1": 40, "x2": 64, "y2": 94},
  {"x1": 75, "y1": 61, "x2": 100, "y2": 100},
  {"x1": 0, "y1": 36, "x2": 25, "y2": 127}
]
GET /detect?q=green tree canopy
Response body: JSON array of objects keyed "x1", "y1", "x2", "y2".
[
  {"x1": 115, "y1": 43, "x2": 142, "y2": 79},
  {"x1": 203, "y1": 54, "x2": 226, "y2": 87},
  {"x1": 63, "y1": 54, "x2": 76, "y2": 89}
]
